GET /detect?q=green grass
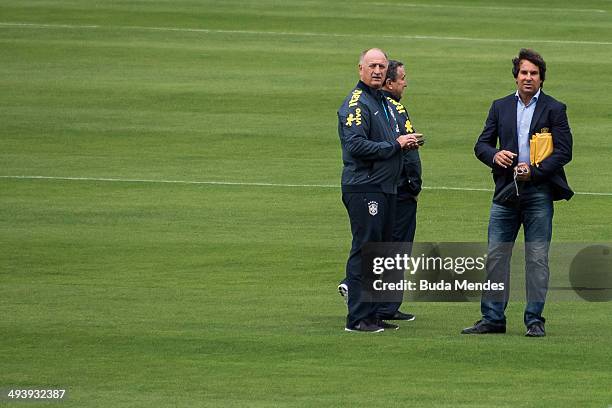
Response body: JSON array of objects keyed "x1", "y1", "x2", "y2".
[{"x1": 1, "y1": 1, "x2": 611, "y2": 407}]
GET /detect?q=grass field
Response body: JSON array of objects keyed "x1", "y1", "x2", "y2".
[{"x1": 1, "y1": 1, "x2": 612, "y2": 407}]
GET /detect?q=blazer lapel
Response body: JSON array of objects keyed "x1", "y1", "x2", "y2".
[
  {"x1": 529, "y1": 91, "x2": 547, "y2": 135},
  {"x1": 509, "y1": 95, "x2": 518, "y2": 153},
  {"x1": 507, "y1": 95, "x2": 518, "y2": 153}
]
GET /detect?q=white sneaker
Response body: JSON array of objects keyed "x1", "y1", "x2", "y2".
[{"x1": 337, "y1": 283, "x2": 348, "y2": 304}]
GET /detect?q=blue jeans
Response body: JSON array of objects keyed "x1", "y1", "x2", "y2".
[{"x1": 481, "y1": 183, "x2": 553, "y2": 327}]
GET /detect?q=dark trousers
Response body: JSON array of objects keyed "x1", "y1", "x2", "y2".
[
  {"x1": 481, "y1": 183, "x2": 553, "y2": 327},
  {"x1": 392, "y1": 195, "x2": 418, "y2": 242},
  {"x1": 376, "y1": 195, "x2": 418, "y2": 318},
  {"x1": 342, "y1": 191, "x2": 396, "y2": 329}
]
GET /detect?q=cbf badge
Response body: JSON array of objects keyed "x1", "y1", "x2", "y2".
[{"x1": 368, "y1": 201, "x2": 378, "y2": 216}]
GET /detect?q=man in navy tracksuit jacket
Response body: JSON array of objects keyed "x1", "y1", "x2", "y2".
[
  {"x1": 377, "y1": 59, "x2": 423, "y2": 321},
  {"x1": 337, "y1": 48, "x2": 416, "y2": 333}
]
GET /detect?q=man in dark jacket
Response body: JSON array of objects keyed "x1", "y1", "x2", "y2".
[
  {"x1": 463, "y1": 49, "x2": 573, "y2": 337},
  {"x1": 338, "y1": 48, "x2": 415, "y2": 333},
  {"x1": 376, "y1": 59, "x2": 422, "y2": 321}
]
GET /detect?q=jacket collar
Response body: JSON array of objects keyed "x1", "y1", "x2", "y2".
[
  {"x1": 357, "y1": 80, "x2": 384, "y2": 100},
  {"x1": 381, "y1": 90, "x2": 400, "y2": 102},
  {"x1": 506, "y1": 90, "x2": 549, "y2": 141},
  {"x1": 514, "y1": 88, "x2": 541, "y2": 107}
]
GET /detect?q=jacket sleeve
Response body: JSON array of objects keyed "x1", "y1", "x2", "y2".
[
  {"x1": 474, "y1": 101, "x2": 500, "y2": 169},
  {"x1": 338, "y1": 102, "x2": 400, "y2": 160},
  {"x1": 531, "y1": 103, "x2": 573, "y2": 183}
]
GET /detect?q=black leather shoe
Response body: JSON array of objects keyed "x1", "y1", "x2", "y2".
[
  {"x1": 388, "y1": 310, "x2": 416, "y2": 322},
  {"x1": 384, "y1": 311, "x2": 416, "y2": 321},
  {"x1": 345, "y1": 319, "x2": 384, "y2": 333},
  {"x1": 461, "y1": 319, "x2": 506, "y2": 334},
  {"x1": 525, "y1": 322, "x2": 546, "y2": 337}
]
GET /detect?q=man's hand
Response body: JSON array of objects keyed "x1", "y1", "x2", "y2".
[
  {"x1": 515, "y1": 162, "x2": 531, "y2": 181},
  {"x1": 397, "y1": 133, "x2": 422, "y2": 150},
  {"x1": 493, "y1": 150, "x2": 517, "y2": 168}
]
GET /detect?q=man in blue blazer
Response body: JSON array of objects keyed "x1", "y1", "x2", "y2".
[{"x1": 463, "y1": 49, "x2": 573, "y2": 337}]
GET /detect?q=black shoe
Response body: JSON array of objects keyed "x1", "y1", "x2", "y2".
[
  {"x1": 337, "y1": 283, "x2": 348, "y2": 305},
  {"x1": 377, "y1": 320, "x2": 399, "y2": 331},
  {"x1": 384, "y1": 311, "x2": 415, "y2": 321},
  {"x1": 525, "y1": 322, "x2": 546, "y2": 337},
  {"x1": 461, "y1": 319, "x2": 506, "y2": 334},
  {"x1": 345, "y1": 319, "x2": 384, "y2": 333}
]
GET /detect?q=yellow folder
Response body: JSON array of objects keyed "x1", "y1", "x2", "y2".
[{"x1": 530, "y1": 132, "x2": 553, "y2": 167}]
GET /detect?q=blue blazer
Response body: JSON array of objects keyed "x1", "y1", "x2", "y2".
[{"x1": 474, "y1": 91, "x2": 573, "y2": 201}]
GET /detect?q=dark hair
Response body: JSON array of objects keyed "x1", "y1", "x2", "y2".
[
  {"x1": 512, "y1": 48, "x2": 546, "y2": 84},
  {"x1": 385, "y1": 59, "x2": 404, "y2": 83}
]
